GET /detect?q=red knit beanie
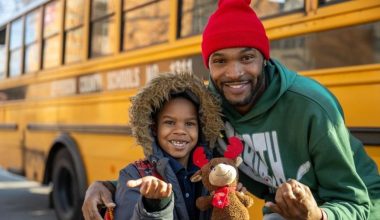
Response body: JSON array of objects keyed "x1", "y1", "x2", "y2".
[{"x1": 202, "y1": 0, "x2": 270, "y2": 68}]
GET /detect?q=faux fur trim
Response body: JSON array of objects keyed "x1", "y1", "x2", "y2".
[{"x1": 130, "y1": 72, "x2": 224, "y2": 156}]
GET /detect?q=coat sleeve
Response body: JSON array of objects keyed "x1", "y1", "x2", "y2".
[{"x1": 114, "y1": 164, "x2": 175, "y2": 220}]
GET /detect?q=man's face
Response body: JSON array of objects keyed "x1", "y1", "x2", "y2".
[{"x1": 208, "y1": 47, "x2": 265, "y2": 114}]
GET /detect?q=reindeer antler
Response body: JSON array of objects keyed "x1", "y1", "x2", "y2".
[
  {"x1": 193, "y1": 146, "x2": 209, "y2": 168},
  {"x1": 224, "y1": 136, "x2": 243, "y2": 159}
]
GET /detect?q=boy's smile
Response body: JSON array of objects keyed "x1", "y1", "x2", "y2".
[
  {"x1": 169, "y1": 140, "x2": 189, "y2": 149},
  {"x1": 156, "y1": 97, "x2": 199, "y2": 167}
]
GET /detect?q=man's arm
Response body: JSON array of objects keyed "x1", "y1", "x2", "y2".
[
  {"x1": 267, "y1": 126, "x2": 371, "y2": 220},
  {"x1": 82, "y1": 181, "x2": 116, "y2": 220}
]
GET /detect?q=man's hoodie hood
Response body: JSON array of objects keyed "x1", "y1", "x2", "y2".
[
  {"x1": 130, "y1": 72, "x2": 224, "y2": 157},
  {"x1": 209, "y1": 59, "x2": 297, "y2": 123}
]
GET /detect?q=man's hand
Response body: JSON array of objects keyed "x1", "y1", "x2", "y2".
[
  {"x1": 265, "y1": 179, "x2": 323, "y2": 220},
  {"x1": 82, "y1": 181, "x2": 116, "y2": 220},
  {"x1": 127, "y1": 176, "x2": 172, "y2": 199}
]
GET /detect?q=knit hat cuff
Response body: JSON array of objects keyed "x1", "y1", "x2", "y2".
[{"x1": 202, "y1": 30, "x2": 269, "y2": 68}]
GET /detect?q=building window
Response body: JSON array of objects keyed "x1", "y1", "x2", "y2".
[{"x1": 122, "y1": 0, "x2": 169, "y2": 51}]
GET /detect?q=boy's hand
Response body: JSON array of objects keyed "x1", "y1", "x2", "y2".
[
  {"x1": 265, "y1": 179, "x2": 322, "y2": 220},
  {"x1": 82, "y1": 181, "x2": 116, "y2": 220},
  {"x1": 236, "y1": 182, "x2": 247, "y2": 195},
  {"x1": 127, "y1": 176, "x2": 172, "y2": 199}
]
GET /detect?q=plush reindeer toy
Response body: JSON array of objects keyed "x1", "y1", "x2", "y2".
[{"x1": 191, "y1": 137, "x2": 253, "y2": 220}]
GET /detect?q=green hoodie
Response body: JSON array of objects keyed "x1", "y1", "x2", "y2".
[{"x1": 210, "y1": 59, "x2": 376, "y2": 219}]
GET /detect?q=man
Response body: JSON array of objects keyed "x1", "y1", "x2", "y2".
[{"x1": 82, "y1": 0, "x2": 380, "y2": 219}]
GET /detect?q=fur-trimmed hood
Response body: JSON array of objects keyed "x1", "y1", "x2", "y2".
[{"x1": 130, "y1": 72, "x2": 224, "y2": 157}]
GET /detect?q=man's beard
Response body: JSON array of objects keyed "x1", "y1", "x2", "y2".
[{"x1": 221, "y1": 71, "x2": 266, "y2": 108}]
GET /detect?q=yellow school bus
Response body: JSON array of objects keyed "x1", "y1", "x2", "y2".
[{"x1": 0, "y1": 0, "x2": 379, "y2": 219}]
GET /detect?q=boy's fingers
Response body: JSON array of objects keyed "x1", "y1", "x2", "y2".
[
  {"x1": 161, "y1": 183, "x2": 172, "y2": 197},
  {"x1": 151, "y1": 179, "x2": 159, "y2": 191},
  {"x1": 237, "y1": 182, "x2": 243, "y2": 190},
  {"x1": 158, "y1": 181, "x2": 167, "y2": 194},
  {"x1": 236, "y1": 182, "x2": 246, "y2": 193},
  {"x1": 127, "y1": 178, "x2": 143, "y2": 187},
  {"x1": 241, "y1": 186, "x2": 247, "y2": 194},
  {"x1": 167, "y1": 183, "x2": 172, "y2": 196},
  {"x1": 140, "y1": 181, "x2": 149, "y2": 195}
]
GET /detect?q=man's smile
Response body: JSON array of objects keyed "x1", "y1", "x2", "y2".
[{"x1": 222, "y1": 80, "x2": 251, "y2": 95}]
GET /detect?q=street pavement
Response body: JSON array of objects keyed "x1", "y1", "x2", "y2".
[{"x1": 0, "y1": 168, "x2": 57, "y2": 220}]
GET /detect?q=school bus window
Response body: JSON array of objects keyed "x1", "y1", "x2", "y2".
[
  {"x1": 91, "y1": 17, "x2": 115, "y2": 57},
  {"x1": 318, "y1": 0, "x2": 349, "y2": 7},
  {"x1": 25, "y1": 42, "x2": 40, "y2": 73},
  {"x1": 9, "y1": 18, "x2": 23, "y2": 77},
  {"x1": 123, "y1": 0, "x2": 153, "y2": 11},
  {"x1": 179, "y1": 0, "x2": 217, "y2": 38},
  {"x1": 90, "y1": 0, "x2": 116, "y2": 58},
  {"x1": 65, "y1": 0, "x2": 85, "y2": 29},
  {"x1": 9, "y1": 50, "x2": 22, "y2": 77},
  {"x1": 178, "y1": 0, "x2": 305, "y2": 39},
  {"x1": 24, "y1": 9, "x2": 41, "y2": 73},
  {"x1": 91, "y1": 0, "x2": 116, "y2": 20},
  {"x1": 43, "y1": 35, "x2": 60, "y2": 69},
  {"x1": 251, "y1": 0, "x2": 304, "y2": 18},
  {"x1": 43, "y1": 0, "x2": 62, "y2": 69},
  {"x1": 25, "y1": 10, "x2": 41, "y2": 45},
  {"x1": 0, "y1": 27, "x2": 6, "y2": 79},
  {"x1": 43, "y1": 1, "x2": 62, "y2": 38},
  {"x1": 65, "y1": 28, "x2": 84, "y2": 63},
  {"x1": 65, "y1": 0, "x2": 85, "y2": 64},
  {"x1": 122, "y1": 0, "x2": 169, "y2": 51},
  {"x1": 271, "y1": 21, "x2": 380, "y2": 71}
]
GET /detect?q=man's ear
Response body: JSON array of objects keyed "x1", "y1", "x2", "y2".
[
  {"x1": 190, "y1": 170, "x2": 202, "y2": 182},
  {"x1": 235, "y1": 157, "x2": 243, "y2": 167}
]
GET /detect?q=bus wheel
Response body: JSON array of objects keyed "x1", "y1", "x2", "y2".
[{"x1": 52, "y1": 148, "x2": 83, "y2": 220}]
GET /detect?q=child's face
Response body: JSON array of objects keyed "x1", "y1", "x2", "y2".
[{"x1": 156, "y1": 97, "x2": 199, "y2": 167}]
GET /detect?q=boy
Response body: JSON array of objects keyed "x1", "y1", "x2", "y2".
[{"x1": 113, "y1": 72, "x2": 223, "y2": 220}]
